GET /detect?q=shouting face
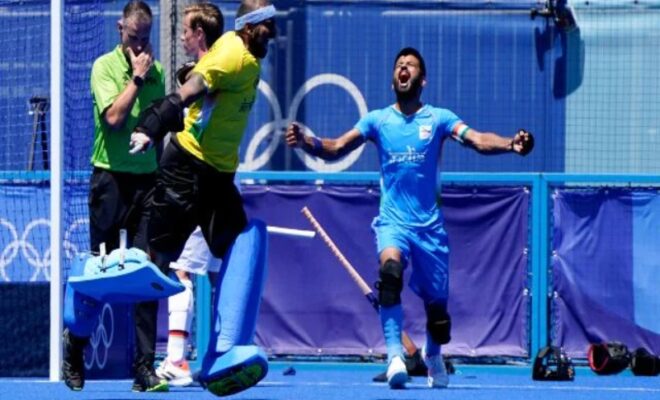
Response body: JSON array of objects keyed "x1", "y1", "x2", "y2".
[{"x1": 392, "y1": 54, "x2": 425, "y2": 99}]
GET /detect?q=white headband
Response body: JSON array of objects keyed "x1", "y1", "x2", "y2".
[{"x1": 234, "y1": 5, "x2": 276, "y2": 30}]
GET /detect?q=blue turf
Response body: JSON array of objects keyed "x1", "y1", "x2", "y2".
[{"x1": 2, "y1": 363, "x2": 660, "y2": 400}]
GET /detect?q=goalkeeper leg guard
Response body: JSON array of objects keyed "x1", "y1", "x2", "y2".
[{"x1": 200, "y1": 220, "x2": 268, "y2": 396}]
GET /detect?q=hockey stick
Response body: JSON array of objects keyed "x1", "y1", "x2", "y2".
[{"x1": 300, "y1": 206, "x2": 420, "y2": 357}]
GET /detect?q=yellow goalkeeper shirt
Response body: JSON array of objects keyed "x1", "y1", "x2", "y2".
[{"x1": 177, "y1": 31, "x2": 260, "y2": 172}]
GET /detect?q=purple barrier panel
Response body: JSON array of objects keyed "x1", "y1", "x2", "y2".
[
  {"x1": 552, "y1": 188, "x2": 660, "y2": 358},
  {"x1": 242, "y1": 184, "x2": 529, "y2": 358},
  {"x1": 443, "y1": 186, "x2": 530, "y2": 358}
]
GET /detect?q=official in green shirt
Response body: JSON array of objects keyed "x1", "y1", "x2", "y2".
[
  {"x1": 62, "y1": 0, "x2": 168, "y2": 394},
  {"x1": 90, "y1": 44, "x2": 164, "y2": 173}
]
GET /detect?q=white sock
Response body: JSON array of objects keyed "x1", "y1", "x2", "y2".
[
  {"x1": 167, "y1": 333, "x2": 187, "y2": 364},
  {"x1": 167, "y1": 279, "x2": 193, "y2": 363}
]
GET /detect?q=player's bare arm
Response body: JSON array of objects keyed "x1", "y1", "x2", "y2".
[
  {"x1": 285, "y1": 123, "x2": 365, "y2": 161},
  {"x1": 460, "y1": 128, "x2": 534, "y2": 156},
  {"x1": 178, "y1": 72, "x2": 208, "y2": 106}
]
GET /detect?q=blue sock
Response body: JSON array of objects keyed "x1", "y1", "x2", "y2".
[
  {"x1": 380, "y1": 304, "x2": 404, "y2": 362},
  {"x1": 425, "y1": 332, "x2": 441, "y2": 357}
]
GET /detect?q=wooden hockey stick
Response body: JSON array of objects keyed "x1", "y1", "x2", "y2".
[{"x1": 301, "y1": 206, "x2": 419, "y2": 356}]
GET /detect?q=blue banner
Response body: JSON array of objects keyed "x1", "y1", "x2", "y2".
[{"x1": 552, "y1": 188, "x2": 660, "y2": 357}]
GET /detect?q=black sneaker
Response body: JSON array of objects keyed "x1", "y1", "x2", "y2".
[
  {"x1": 404, "y1": 349, "x2": 429, "y2": 377},
  {"x1": 132, "y1": 363, "x2": 169, "y2": 392},
  {"x1": 62, "y1": 329, "x2": 88, "y2": 391}
]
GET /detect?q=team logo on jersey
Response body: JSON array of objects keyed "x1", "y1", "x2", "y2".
[
  {"x1": 239, "y1": 95, "x2": 255, "y2": 113},
  {"x1": 419, "y1": 125, "x2": 432, "y2": 140}
]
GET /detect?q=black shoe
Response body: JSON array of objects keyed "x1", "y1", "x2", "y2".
[
  {"x1": 132, "y1": 363, "x2": 169, "y2": 392},
  {"x1": 405, "y1": 350, "x2": 429, "y2": 377},
  {"x1": 405, "y1": 349, "x2": 455, "y2": 375},
  {"x1": 62, "y1": 329, "x2": 88, "y2": 391}
]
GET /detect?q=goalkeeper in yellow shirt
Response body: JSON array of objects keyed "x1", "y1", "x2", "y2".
[{"x1": 129, "y1": 0, "x2": 277, "y2": 396}]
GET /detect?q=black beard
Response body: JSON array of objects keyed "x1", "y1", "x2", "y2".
[
  {"x1": 250, "y1": 43, "x2": 268, "y2": 59},
  {"x1": 395, "y1": 89, "x2": 417, "y2": 103}
]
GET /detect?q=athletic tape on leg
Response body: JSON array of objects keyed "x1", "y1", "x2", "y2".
[
  {"x1": 168, "y1": 279, "x2": 194, "y2": 333},
  {"x1": 63, "y1": 253, "x2": 102, "y2": 337},
  {"x1": 68, "y1": 247, "x2": 184, "y2": 302}
]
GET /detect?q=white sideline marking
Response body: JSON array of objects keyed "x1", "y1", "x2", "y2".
[{"x1": 259, "y1": 381, "x2": 660, "y2": 393}]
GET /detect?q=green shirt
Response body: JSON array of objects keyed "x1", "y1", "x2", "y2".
[{"x1": 90, "y1": 45, "x2": 165, "y2": 173}]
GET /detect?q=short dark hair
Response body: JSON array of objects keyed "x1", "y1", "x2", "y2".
[
  {"x1": 123, "y1": 0, "x2": 152, "y2": 22},
  {"x1": 394, "y1": 47, "x2": 426, "y2": 77}
]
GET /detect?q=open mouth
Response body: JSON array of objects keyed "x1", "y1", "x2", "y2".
[{"x1": 398, "y1": 70, "x2": 411, "y2": 88}]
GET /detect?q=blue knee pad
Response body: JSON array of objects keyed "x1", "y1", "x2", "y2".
[
  {"x1": 199, "y1": 345, "x2": 268, "y2": 397},
  {"x1": 63, "y1": 253, "x2": 101, "y2": 337}
]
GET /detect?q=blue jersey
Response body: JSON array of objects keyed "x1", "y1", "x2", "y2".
[{"x1": 355, "y1": 104, "x2": 462, "y2": 228}]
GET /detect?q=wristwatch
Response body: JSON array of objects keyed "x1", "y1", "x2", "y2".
[{"x1": 132, "y1": 75, "x2": 144, "y2": 87}]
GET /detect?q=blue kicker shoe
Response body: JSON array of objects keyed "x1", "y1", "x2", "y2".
[{"x1": 199, "y1": 346, "x2": 268, "y2": 397}]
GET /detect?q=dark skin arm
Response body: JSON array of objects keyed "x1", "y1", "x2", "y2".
[
  {"x1": 284, "y1": 123, "x2": 366, "y2": 161},
  {"x1": 461, "y1": 128, "x2": 534, "y2": 155}
]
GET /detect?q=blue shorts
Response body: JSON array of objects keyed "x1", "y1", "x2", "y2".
[{"x1": 372, "y1": 217, "x2": 449, "y2": 303}]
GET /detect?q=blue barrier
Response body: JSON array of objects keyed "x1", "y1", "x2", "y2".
[{"x1": 2, "y1": 171, "x2": 660, "y2": 375}]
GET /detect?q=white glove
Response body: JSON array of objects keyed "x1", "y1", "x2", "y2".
[{"x1": 129, "y1": 131, "x2": 152, "y2": 155}]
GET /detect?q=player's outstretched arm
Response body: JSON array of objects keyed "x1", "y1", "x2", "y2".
[
  {"x1": 461, "y1": 128, "x2": 534, "y2": 156},
  {"x1": 285, "y1": 122, "x2": 366, "y2": 161}
]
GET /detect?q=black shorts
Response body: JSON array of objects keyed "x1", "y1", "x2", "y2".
[
  {"x1": 148, "y1": 137, "x2": 247, "y2": 262},
  {"x1": 88, "y1": 167, "x2": 155, "y2": 253}
]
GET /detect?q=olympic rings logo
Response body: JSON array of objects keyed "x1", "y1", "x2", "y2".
[
  {"x1": 85, "y1": 303, "x2": 114, "y2": 370},
  {"x1": 240, "y1": 73, "x2": 369, "y2": 172},
  {"x1": 0, "y1": 217, "x2": 89, "y2": 282}
]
